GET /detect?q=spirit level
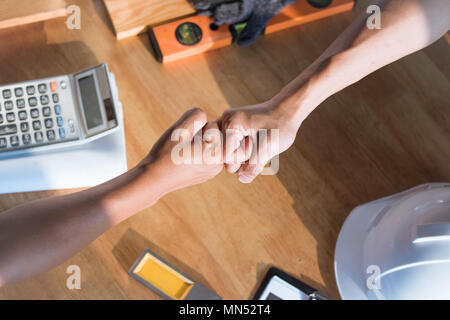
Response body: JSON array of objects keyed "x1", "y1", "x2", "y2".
[{"x1": 148, "y1": 0, "x2": 354, "y2": 63}]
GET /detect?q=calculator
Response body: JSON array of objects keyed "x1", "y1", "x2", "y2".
[{"x1": 0, "y1": 63, "x2": 121, "y2": 156}]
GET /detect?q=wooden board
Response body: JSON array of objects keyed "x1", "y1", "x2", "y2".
[
  {"x1": 0, "y1": 0, "x2": 66, "y2": 30},
  {"x1": 103, "y1": 0, "x2": 195, "y2": 40},
  {"x1": 0, "y1": 0, "x2": 448, "y2": 299}
]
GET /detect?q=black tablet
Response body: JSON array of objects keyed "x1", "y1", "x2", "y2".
[{"x1": 253, "y1": 267, "x2": 328, "y2": 300}]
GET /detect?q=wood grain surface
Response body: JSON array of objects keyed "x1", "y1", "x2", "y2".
[
  {"x1": 0, "y1": 0, "x2": 66, "y2": 30},
  {"x1": 0, "y1": 0, "x2": 448, "y2": 299}
]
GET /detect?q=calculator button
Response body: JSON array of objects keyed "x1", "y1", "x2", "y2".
[
  {"x1": 60, "y1": 80, "x2": 67, "y2": 89},
  {"x1": 0, "y1": 114, "x2": 3, "y2": 124},
  {"x1": 2, "y1": 89, "x2": 11, "y2": 99},
  {"x1": 59, "y1": 128, "x2": 66, "y2": 139},
  {"x1": 68, "y1": 119, "x2": 75, "y2": 133},
  {"x1": 56, "y1": 116, "x2": 64, "y2": 127},
  {"x1": 43, "y1": 107, "x2": 51, "y2": 117},
  {"x1": 38, "y1": 83, "x2": 47, "y2": 93},
  {"x1": 54, "y1": 104, "x2": 62, "y2": 115},
  {"x1": 32, "y1": 120, "x2": 42, "y2": 130},
  {"x1": 6, "y1": 112, "x2": 15, "y2": 122},
  {"x1": 30, "y1": 108, "x2": 39, "y2": 118},
  {"x1": 20, "y1": 122, "x2": 29, "y2": 132},
  {"x1": 47, "y1": 130, "x2": 56, "y2": 141},
  {"x1": 29, "y1": 97, "x2": 38, "y2": 107},
  {"x1": 40, "y1": 95, "x2": 49, "y2": 105},
  {"x1": 0, "y1": 124, "x2": 17, "y2": 135},
  {"x1": 0, "y1": 138, "x2": 6, "y2": 148},
  {"x1": 34, "y1": 131, "x2": 44, "y2": 143},
  {"x1": 14, "y1": 88, "x2": 23, "y2": 97},
  {"x1": 10, "y1": 135, "x2": 19, "y2": 147},
  {"x1": 4, "y1": 101, "x2": 13, "y2": 110},
  {"x1": 50, "y1": 81, "x2": 58, "y2": 92},
  {"x1": 22, "y1": 133, "x2": 31, "y2": 145},
  {"x1": 45, "y1": 118, "x2": 53, "y2": 129},
  {"x1": 52, "y1": 93, "x2": 59, "y2": 103},
  {"x1": 16, "y1": 98, "x2": 25, "y2": 109},
  {"x1": 18, "y1": 111, "x2": 27, "y2": 121},
  {"x1": 26, "y1": 85, "x2": 35, "y2": 95}
]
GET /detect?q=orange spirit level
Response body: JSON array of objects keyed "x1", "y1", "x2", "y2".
[{"x1": 148, "y1": 0, "x2": 354, "y2": 63}]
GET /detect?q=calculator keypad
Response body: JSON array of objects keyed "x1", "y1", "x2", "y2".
[
  {"x1": 38, "y1": 84, "x2": 47, "y2": 94},
  {"x1": 17, "y1": 99, "x2": 25, "y2": 108},
  {"x1": 20, "y1": 122, "x2": 29, "y2": 132},
  {"x1": 28, "y1": 97, "x2": 37, "y2": 107},
  {"x1": 40, "y1": 95, "x2": 49, "y2": 105},
  {"x1": 5, "y1": 101, "x2": 13, "y2": 110},
  {"x1": 18, "y1": 111, "x2": 27, "y2": 121},
  {"x1": 0, "y1": 76, "x2": 79, "y2": 152},
  {"x1": 14, "y1": 88, "x2": 23, "y2": 97},
  {"x1": 2, "y1": 90, "x2": 11, "y2": 99},
  {"x1": 26, "y1": 86, "x2": 35, "y2": 95}
]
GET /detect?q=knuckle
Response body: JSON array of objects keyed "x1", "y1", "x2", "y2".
[
  {"x1": 225, "y1": 163, "x2": 239, "y2": 173},
  {"x1": 222, "y1": 109, "x2": 247, "y2": 129},
  {"x1": 190, "y1": 107, "x2": 206, "y2": 119}
]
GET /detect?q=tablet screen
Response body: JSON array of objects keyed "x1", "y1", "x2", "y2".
[{"x1": 259, "y1": 275, "x2": 310, "y2": 300}]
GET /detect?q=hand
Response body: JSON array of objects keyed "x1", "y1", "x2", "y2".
[
  {"x1": 219, "y1": 100, "x2": 299, "y2": 183},
  {"x1": 141, "y1": 108, "x2": 223, "y2": 194}
]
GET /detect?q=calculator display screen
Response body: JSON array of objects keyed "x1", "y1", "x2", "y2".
[{"x1": 78, "y1": 75, "x2": 104, "y2": 130}]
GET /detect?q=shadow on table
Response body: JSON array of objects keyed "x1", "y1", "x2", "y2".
[
  {"x1": 112, "y1": 228, "x2": 217, "y2": 294},
  {"x1": 92, "y1": 0, "x2": 117, "y2": 38}
]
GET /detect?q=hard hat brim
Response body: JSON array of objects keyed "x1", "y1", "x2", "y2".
[{"x1": 334, "y1": 184, "x2": 442, "y2": 299}]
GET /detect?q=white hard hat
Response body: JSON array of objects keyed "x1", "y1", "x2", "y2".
[{"x1": 334, "y1": 183, "x2": 450, "y2": 299}]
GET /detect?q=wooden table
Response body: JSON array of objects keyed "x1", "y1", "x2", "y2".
[{"x1": 0, "y1": 0, "x2": 448, "y2": 299}]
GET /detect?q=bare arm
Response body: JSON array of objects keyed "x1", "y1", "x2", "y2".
[
  {"x1": 220, "y1": 0, "x2": 450, "y2": 182},
  {"x1": 276, "y1": 0, "x2": 450, "y2": 124},
  {"x1": 0, "y1": 108, "x2": 222, "y2": 287}
]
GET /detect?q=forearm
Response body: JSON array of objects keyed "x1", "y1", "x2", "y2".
[
  {"x1": 0, "y1": 107, "x2": 217, "y2": 287},
  {"x1": 0, "y1": 160, "x2": 165, "y2": 286},
  {"x1": 273, "y1": 0, "x2": 450, "y2": 127}
]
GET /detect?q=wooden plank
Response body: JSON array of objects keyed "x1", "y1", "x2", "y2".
[
  {"x1": 103, "y1": 0, "x2": 196, "y2": 40},
  {"x1": 0, "y1": 0, "x2": 66, "y2": 30}
]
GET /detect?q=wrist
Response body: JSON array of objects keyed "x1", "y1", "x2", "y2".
[
  {"x1": 98, "y1": 160, "x2": 170, "y2": 225},
  {"x1": 270, "y1": 60, "x2": 332, "y2": 129},
  {"x1": 270, "y1": 89, "x2": 317, "y2": 131},
  {"x1": 137, "y1": 158, "x2": 172, "y2": 200}
]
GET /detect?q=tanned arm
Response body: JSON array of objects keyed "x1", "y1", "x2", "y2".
[
  {"x1": 0, "y1": 108, "x2": 222, "y2": 287},
  {"x1": 220, "y1": 0, "x2": 450, "y2": 182}
]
